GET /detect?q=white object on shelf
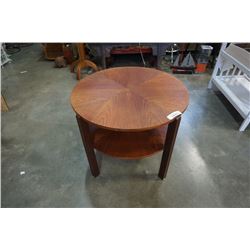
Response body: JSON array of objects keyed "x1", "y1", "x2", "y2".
[
  {"x1": 1, "y1": 43, "x2": 11, "y2": 66},
  {"x1": 208, "y1": 43, "x2": 250, "y2": 131},
  {"x1": 167, "y1": 111, "x2": 182, "y2": 120}
]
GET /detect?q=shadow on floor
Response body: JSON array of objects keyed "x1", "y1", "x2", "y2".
[
  {"x1": 215, "y1": 92, "x2": 244, "y2": 126},
  {"x1": 84, "y1": 156, "x2": 164, "y2": 208}
]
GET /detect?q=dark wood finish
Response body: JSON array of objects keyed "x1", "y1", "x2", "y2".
[
  {"x1": 63, "y1": 46, "x2": 74, "y2": 64},
  {"x1": 101, "y1": 44, "x2": 106, "y2": 69},
  {"x1": 158, "y1": 116, "x2": 181, "y2": 179},
  {"x1": 42, "y1": 43, "x2": 64, "y2": 60},
  {"x1": 110, "y1": 46, "x2": 152, "y2": 55},
  {"x1": 76, "y1": 115, "x2": 100, "y2": 177},
  {"x1": 93, "y1": 126, "x2": 167, "y2": 159},
  {"x1": 71, "y1": 67, "x2": 189, "y2": 131},
  {"x1": 157, "y1": 43, "x2": 161, "y2": 69},
  {"x1": 70, "y1": 43, "x2": 98, "y2": 80}
]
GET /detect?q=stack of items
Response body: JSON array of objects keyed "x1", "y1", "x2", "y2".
[
  {"x1": 195, "y1": 45, "x2": 213, "y2": 73},
  {"x1": 170, "y1": 43, "x2": 197, "y2": 74}
]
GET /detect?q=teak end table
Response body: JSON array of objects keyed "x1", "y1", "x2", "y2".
[{"x1": 71, "y1": 67, "x2": 189, "y2": 179}]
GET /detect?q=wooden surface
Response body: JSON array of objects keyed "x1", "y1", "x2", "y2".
[
  {"x1": 42, "y1": 43, "x2": 64, "y2": 60},
  {"x1": 72, "y1": 67, "x2": 188, "y2": 178},
  {"x1": 158, "y1": 116, "x2": 181, "y2": 179},
  {"x1": 76, "y1": 115, "x2": 100, "y2": 176},
  {"x1": 70, "y1": 43, "x2": 98, "y2": 80},
  {"x1": 110, "y1": 46, "x2": 152, "y2": 55},
  {"x1": 93, "y1": 125, "x2": 167, "y2": 159},
  {"x1": 71, "y1": 67, "x2": 189, "y2": 131},
  {"x1": 1, "y1": 95, "x2": 9, "y2": 112}
]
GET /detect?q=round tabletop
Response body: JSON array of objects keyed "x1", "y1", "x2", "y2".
[{"x1": 71, "y1": 67, "x2": 189, "y2": 131}]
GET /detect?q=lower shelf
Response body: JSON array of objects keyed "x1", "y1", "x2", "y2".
[
  {"x1": 214, "y1": 75, "x2": 250, "y2": 118},
  {"x1": 93, "y1": 126, "x2": 167, "y2": 159}
]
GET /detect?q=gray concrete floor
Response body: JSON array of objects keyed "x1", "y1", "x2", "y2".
[{"x1": 1, "y1": 44, "x2": 250, "y2": 207}]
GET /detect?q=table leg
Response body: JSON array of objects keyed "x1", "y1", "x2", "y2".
[
  {"x1": 70, "y1": 59, "x2": 80, "y2": 73},
  {"x1": 76, "y1": 115, "x2": 100, "y2": 177},
  {"x1": 158, "y1": 116, "x2": 181, "y2": 180},
  {"x1": 101, "y1": 44, "x2": 106, "y2": 69},
  {"x1": 157, "y1": 43, "x2": 161, "y2": 69}
]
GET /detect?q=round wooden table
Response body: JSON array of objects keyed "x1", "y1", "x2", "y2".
[{"x1": 71, "y1": 67, "x2": 189, "y2": 179}]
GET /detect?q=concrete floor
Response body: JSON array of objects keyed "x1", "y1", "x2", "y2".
[{"x1": 1, "y1": 44, "x2": 250, "y2": 207}]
